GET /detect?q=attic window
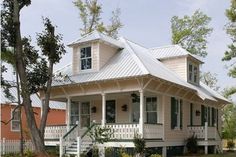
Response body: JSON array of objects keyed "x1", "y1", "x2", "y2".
[
  {"x1": 80, "y1": 46, "x2": 92, "y2": 70},
  {"x1": 188, "y1": 62, "x2": 199, "y2": 84}
]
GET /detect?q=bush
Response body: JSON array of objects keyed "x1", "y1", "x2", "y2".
[
  {"x1": 186, "y1": 134, "x2": 198, "y2": 154},
  {"x1": 133, "y1": 134, "x2": 146, "y2": 157},
  {"x1": 227, "y1": 140, "x2": 235, "y2": 151},
  {"x1": 149, "y1": 154, "x2": 162, "y2": 157}
]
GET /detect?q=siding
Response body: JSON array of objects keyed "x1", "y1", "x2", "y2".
[
  {"x1": 160, "y1": 57, "x2": 187, "y2": 81},
  {"x1": 99, "y1": 42, "x2": 117, "y2": 69}
]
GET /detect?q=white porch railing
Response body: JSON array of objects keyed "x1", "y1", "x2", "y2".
[
  {"x1": 144, "y1": 123, "x2": 163, "y2": 139},
  {"x1": 106, "y1": 123, "x2": 139, "y2": 139},
  {"x1": 187, "y1": 122, "x2": 217, "y2": 140},
  {"x1": 44, "y1": 125, "x2": 67, "y2": 140}
]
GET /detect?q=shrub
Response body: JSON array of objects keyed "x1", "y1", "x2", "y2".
[
  {"x1": 227, "y1": 140, "x2": 235, "y2": 151},
  {"x1": 121, "y1": 152, "x2": 132, "y2": 157},
  {"x1": 186, "y1": 134, "x2": 198, "y2": 154},
  {"x1": 133, "y1": 134, "x2": 146, "y2": 157},
  {"x1": 149, "y1": 154, "x2": 162, "y2": 157}
]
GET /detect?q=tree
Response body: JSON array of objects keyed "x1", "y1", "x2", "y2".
[
  {"x1": 171, "y1": 10, "x2": 213, "y2": 57},
  {"x1": 74, "y1": 0, "x2": 122, "y2": 38},
  {"x1": 222, "y1": 0, "x2": 236, "y2": 79},
  {"x1": 200, "y1": 71, "x2": 220, "y2": 91},
  {"x1": 1, "y1": 0, "x2": 66, "y2": 155}
]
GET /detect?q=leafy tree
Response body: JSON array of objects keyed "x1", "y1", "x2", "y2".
[
  {"x1": 1, "y1": 0, "x2": 66, "y2": 155},
  {"x1": 222, "y1": 89, "x2": 236, "y2": 147},
  {"x1": 222, "y1": 0, "x2": 236, "y2": 79},
  {"x1": 171, "y1": 10, "x2": 213, "y2": 57},
  {"x1": 133, "y1": 134, "x2": 146, "y2": 157},
  {"x1": 200, "y1": 71, "x2": 220, "y2": 91},
  {"x1": 74, "y1": 0, "x2": 122, "y2": 38}
]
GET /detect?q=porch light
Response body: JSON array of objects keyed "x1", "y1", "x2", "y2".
[
  {"x1": 91, "y1": 106, "x2": 97, "y2": 113},
  {"x1": 196, "y1": 110, "x2": 200, "y2": 116},
  {"x1": 122, "y1": 104, "x2": 128, "y2": 111}
]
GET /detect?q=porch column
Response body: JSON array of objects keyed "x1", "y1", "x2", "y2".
[
  {"x1": 67, "y1": 97, "x2": 71, "y2": 131},
  {"x1": 101, "y1": 93, "x2": 106, "y2": 126},
  {"x1": 139, "y1": 89, "x2": 144, "y2": 137}
]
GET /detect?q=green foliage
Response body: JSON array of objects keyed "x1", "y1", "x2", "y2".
[
  {"x1": 186, "y1": 134, "x2": 198, "y2": 154},
  {"x1": 149, "y1": 154, "x2": 162, "y2": 157},
  {"x1": 24, "y1": 149, "x2": 36, "y2": 157},
  {"x1": 88, "y1": 125, "x2": 113, "y2": 144},
  {"x1": 120, "y1": 152, "x2": 132, "y2": 157},
  {"x1": 223, "y1": 0, "x2": 236, "y2": 79},
  {"x1": 133, "y1": 134, "x2": 146, "y2": 157},
  {"x1": 171, "y1": 10, "x2": 213, "y2": 57},
  {"x1": 200, "y1": 71, "x2": 220, "y2": 91},
  {"x1": 73, "y1": 0, "x2": 122, "y2": 38},
  {"x1": 227, "y1": 140, "x2": 235, "y2": 151}
]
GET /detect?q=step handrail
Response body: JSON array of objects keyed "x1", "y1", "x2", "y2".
[
  {"x1": 62, "y1": 124, "x2": 78, "y2": 139},
  {"x1": 81, "y1": 123, "x2": 96, "y2": 139}
]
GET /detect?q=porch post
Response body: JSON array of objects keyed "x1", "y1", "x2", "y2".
[
  {"x1": 67, "y1": 97, "x2": 71, "y2": 131},
  {"x1": 139, "y1": 89, "x2": 144, "y2": 137},
  {"x1": 101, "y1": 93, "x2": 106, "y2": 126}
]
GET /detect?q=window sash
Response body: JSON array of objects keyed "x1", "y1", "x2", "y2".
[
  {"x1": 80, "y1": 47, "x2": 92, "y2": 70},
  {"x1": 11, "y1": 109, "x2": 20, "y2": 131},
  {"x1": 146, "y1": 97, "x2": 157, "y2": 124}
]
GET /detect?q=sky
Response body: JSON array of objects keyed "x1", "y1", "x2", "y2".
[{"x1": 3, "y1": 0, "x2": 236, "y2": 100}]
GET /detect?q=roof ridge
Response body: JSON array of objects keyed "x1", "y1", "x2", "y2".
[
  {"x1": 120, "y1": 37, "x2": 149, "y2": 74},
  {"x1": 149, "y1": 44, "x2": 177, "y2": 50}
]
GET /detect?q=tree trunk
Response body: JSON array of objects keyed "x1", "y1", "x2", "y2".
[
  {"x1": 39, "y1": 60, "x2": 53, "y2": 143},
  {"x1": 13, "y1": 0, "x2": 48, "y2": 156}
]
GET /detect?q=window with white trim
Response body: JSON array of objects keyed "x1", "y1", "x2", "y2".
[
  {"x1": 171, "y1": 97, "x2": 183, "y2": 129},
  {"x1": 188, "y1": 62, "x2": 199, "y2": 84},
  {"x1": 80, "y1": 46, "x2": 92, "y2": 70},
  {"x1": 146, "y1": 97, "x2": 158, "y2": 124},
  {"x1": 11, "y1": 108, "x2": 20, "y2": 131}
]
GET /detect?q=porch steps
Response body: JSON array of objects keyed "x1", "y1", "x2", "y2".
[{"x1": 65, "y1": 138, "x2": 93, "y2": 156}]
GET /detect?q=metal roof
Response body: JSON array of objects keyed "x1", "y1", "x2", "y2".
[
  {"x1": 150, "y1": 45, "x2": 203, "y2": 63},
  {"x1": 53, "y1": 32, "x2": 228, "y2": 103},
  {"x1": 1, "y1": 87, "x2": 66, "y2": 110},
  {"x1": 68, "y1": 30, "x2": 124, "y2": 48}
]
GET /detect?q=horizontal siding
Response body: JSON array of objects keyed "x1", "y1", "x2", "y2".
[
  {"x1": 161, "y1": 57, "x2": 187, "y2": 81},
  {"x1": 99, "y1": 43, "x2": 117, "y2": 69}
]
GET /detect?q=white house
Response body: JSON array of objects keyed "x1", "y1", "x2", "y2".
[{"x1": 42, "y1": 31, "x2": 229, "y2": 157}]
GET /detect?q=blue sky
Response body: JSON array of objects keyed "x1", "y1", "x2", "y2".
[{"x1": 5, "y1": 0, "x2": 235, "y2": 100}]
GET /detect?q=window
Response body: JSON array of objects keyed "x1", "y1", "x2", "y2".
[
  {"x1": 171, "y1": 97, "x2": 183, "y2": 129},
  {"x1": 80, "y1": 46, "x2": 92, "y2": 70},
  {"x1": 71, "y1": 102, "x2": 79, "y2": 125},
  {"x1": 81, "y1": 102, "x2": 90, "y2": 127},
  {"x1": 146, "y1": 97, "x2": 158, "y2": 124},
  {"x1": 189, "y1": 64, "x2": 193, "y2": 81},
  {"x1": 132, "y1": 99, "x2": 140, "y2": 123},
  {"x1": 188, "y1": 62, "x2": 199, "y2": 84},
  {"x1": 11, "y1": 108, "x2": 20, "y2": 131}
]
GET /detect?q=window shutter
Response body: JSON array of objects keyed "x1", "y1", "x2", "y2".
[
  {"x1": 190, "y1": 103, "x2": 193, "y2": 126},
  {"x1": 208, "y1": 107, "x2": 211, "y2": 126},
  {"x1": 212, "y1": 107, "x2": 215, "y2": 126},
  {"x1": 201, "y1": 105, "x2": 205, "y2": 126},
  {"x1": 216, "y1": 109, "x2": 219, "y2": 129},
  {"x1": 180, "y1": 100, "x2": 183, "y2": 129},
  {"x1": 171, "y1": 97, "x2": 177, "y2": 129}
]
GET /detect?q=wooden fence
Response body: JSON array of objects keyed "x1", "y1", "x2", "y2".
[{"x1": 0, "y1": 138, "x2": 34, "y2": 155}]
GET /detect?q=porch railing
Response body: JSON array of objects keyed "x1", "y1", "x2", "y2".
[
  {"x1": 106, "y1": 123, "x2": 139, "y2": 139},
  {"x1": 44, "y1": 125, "x2": 67, "y2": 140},
  {"x1": 187, "y1": 122, "x2": 218, "y2": 140}
]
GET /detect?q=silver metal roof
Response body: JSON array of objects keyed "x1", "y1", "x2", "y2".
[
  {"x1": 1, "y1": 87, "x2": 66, "y2": 110},
  {"x1": 53, "y1": 32, "x2": 228, "y2": 103},
  {"x1": 68, "y1": 30, "x2": 124, "y2": 48},
  {"x1": 150, "y1": 45, "x2": 203, "y2": 63}
]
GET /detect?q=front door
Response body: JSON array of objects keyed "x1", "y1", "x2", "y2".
[
  {"x1": 106, "y1": 100, "x2": 116, "y2": 123},
  {"x1": 81, "y1": 102, "x2": 90, "y2": 128}
]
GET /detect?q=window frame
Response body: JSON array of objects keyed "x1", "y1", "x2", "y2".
[
  {"x1": 80, "y1": 46, "x2": 92, "y2": 70},
  {"x1": 171, "y1": 97, "x2": 183, "y2": 130},
  {"x1": 11, "y1": 108, "x2": 21, "y2": 132},
  {"x1": 146, "y1": 97, "x2": 158, "y2": 124},
  {"x1": 188, "y1": 61, "x2": 199, "y2": 84}
]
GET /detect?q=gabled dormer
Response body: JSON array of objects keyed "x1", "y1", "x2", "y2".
[
  {"x1": 68, "y1": 31, "x2": 123, "y2": 75},
  {"x1": 150, "y1": 45, "x2": 203, "y2": 86}
]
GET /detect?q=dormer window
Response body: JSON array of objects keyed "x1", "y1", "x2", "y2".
[
  {"x1": 80, "y1": 46, "x2": 92, "y2": 70},
  {"x1": 188, "y1": 62, "x2": 199, "y2": 84}
]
